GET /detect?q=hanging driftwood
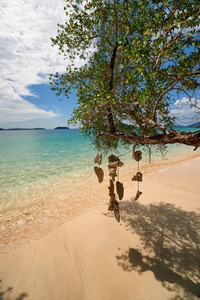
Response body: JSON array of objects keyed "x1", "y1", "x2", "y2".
[
  {"x1": 108, "y1": 195, "x2": 115, "y2": 211},
  {"x1": 133, "y1": 191, "x2": 142, "y2": 201},
  {"x1": 94, "y1": 152, "x2": 102, "y2": 165},
  {"x1": 108, "y1": 154, "x2": 120, "y2": 163},
  {"x1": 116, "y1": 181, "x2": 124, "y2": 200},
  {"x1": 114, "y1": 200, "x2": 120, "y2": 222},
  {"x1": 94, "y1": 166, "x2": 104, "y2": 183},
  {"x1": 132, "y1": 148, "x2": 142, "y2": 161},
  {"x1": 108, "y1": 165, "x2": 118, "y2": 181},
  {"x1": 109, "y1": 161, "x2": 124, "y2": 168},
  {"x1": 107, "y1": 154, "x2": 124, "y2": 222},
  {"x1": 132, "y1": 172, "x2": 143, "y2": 182},
  {"x1": 135, "y1": 151, "x2": 142, "y2": 161},
  {"x1": 108, "y1": 179, "x2": 114, "y2": 197},
  {"x1": 108, "y1": 155, "x2": 124, "y2": 182}
]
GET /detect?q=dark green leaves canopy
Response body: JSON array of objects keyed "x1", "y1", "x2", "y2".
[{"x1": 50, "y1": 0, "x2": 200, "y2": 150}]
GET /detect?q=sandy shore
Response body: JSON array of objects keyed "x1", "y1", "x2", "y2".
[{"x1": 0, "y1": 156, "x2": 200, "y2": 300}]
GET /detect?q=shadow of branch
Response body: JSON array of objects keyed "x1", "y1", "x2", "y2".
[
  {"x1": 0, "y1": 279, "x2": 28, "y2": 300},
  {"x1": 106, "y1": 201, "x2": 200, "y2": 298}
]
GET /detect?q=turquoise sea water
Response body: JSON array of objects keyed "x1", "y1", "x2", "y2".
[
  {"x1": 0, "y1": 129, "x2": 96, "y2": 191},
  {"x1": 0, "y1": 128, "x2": 198, "y2": 192},
  {"x1": 0, "y1": 128, "x2": 199, "y2": 252}
]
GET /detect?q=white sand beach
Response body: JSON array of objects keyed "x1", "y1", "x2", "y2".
[{"x1": 0, "y1": 156, "x2": 199, "y2": 300}]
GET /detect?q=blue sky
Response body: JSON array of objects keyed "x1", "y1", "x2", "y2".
[
  {"x1": 0, "y1": 0, "x2": 80, "y2": 129},
  {"x1": 0, "y1": 0, "x2": 199, "y2": 129},
  {"x1": 22, "y1": 84, "x2": 79, "y2": 129}
]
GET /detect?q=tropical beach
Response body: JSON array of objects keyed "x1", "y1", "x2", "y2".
[
  {"x1": 0, "y1": 129, "x2": 199, "y2": 252},
  {"x1": 1, "y1": 0, "x2": 200, "y2": 299},
  {"x1": 0, "y1": 155, "x2": 199, "y2": 300},
  {"x1": 0, "y1": 129, "x2": 200, "y2": 299}
]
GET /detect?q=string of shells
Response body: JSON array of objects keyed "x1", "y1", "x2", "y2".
[{"x1": 93, "y1": 146, "x2": 143, "y2": 222}]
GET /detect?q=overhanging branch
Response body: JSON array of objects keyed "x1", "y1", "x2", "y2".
[
  {"x1": 119, "y1": 105, "x2": 168, "y2": 133},
  {"x1": 99, "y1": 129, "x2": 200, "y2": 148},
  {"x1": 152, "y1": 79, "x2": 179, "y2": 121}
]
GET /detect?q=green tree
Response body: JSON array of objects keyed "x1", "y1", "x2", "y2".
[{"x1": 50, "y1": 0, "x2": 200, "y2": 151}]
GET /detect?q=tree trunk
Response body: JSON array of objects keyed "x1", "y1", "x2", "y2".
[{"x1": 105, "y1": 44, "x2": 118, "y2": 133}]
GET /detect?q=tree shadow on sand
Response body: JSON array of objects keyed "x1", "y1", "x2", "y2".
[
  {"x1": 105, "y1": 201, "x2": 200, "y2": 299},
  {"x1": 0, "y1": 280, "x2": 28, "y2": 300}
]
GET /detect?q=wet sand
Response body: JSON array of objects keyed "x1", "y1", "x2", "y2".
[{"x1": 0, "y1": 155, "x2": 199, "y2": 299}]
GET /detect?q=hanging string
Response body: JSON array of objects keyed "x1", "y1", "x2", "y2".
[
  {"x1": 97, "y1": 139, "x2": 100, "y2": 154},
  {"x1": 118, "y1": 145, "x2": 151, "y2": 165},
  {"x1": 137, "y1": 144, "x2": 140, "y2": 192},
  {"x1": 137, "y1": 160, "x2": 139, "y2": 192},
  {"x1": 148, "y1": 146, "x2": 151, "y2": 164},
  {"x1": 118, "y1": 149, "x2": 133, "y2": 158},
  {"x1": 110, "y1": 145, "x2": 142, "y2": 192},
  {"x1": 115, "y1": 165, "x2": 119, "y2": 203},
  {"x1": 117, "y1": 165, "x2": 119, "y2": 182}
]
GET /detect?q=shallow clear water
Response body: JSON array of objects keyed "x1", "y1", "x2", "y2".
[
  {"x1": 0, "y1": 128, "x2": 199, "y2": 253},
  {"x1": 0, "y1": 129, "x2": 96, "y2": 191}
]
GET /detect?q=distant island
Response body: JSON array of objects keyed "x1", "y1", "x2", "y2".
[
  {"x1": 185, "y1": 121, "x2": 200, "y2": 128},
  {"x1": 54, "y1": 126, "x2": 69, "y2": 130},
  {"x1": 174, "y1": 121, "x2": 200, "y2": 129},
  {"x1": 0, "y1": 128, "x2": 46, "y2": 131},
  {"x1": 187, "y1": 121, "x2": 200, "y2": 128},
  {"x1": 0, "y1": 127, "x2": 70, "y2": 131}
]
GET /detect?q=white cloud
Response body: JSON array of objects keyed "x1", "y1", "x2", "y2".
[
  {"x1": 0, "y1": 77, "x2": 58, "y2": 123},
  {"x1": 170, "y1": 97, "x2": 200, "y2": 124},
  {"x1": 0, "y1": 0, "x2": 78, "y2": 124}
]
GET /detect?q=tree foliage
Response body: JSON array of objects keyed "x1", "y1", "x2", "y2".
[{"x1": 50, "y1": 0, "x2": 200, "y2": 150}]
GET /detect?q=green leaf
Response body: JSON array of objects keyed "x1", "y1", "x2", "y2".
[{"x1": 49, "y1": 0, "x2": 200, "y2": 150}]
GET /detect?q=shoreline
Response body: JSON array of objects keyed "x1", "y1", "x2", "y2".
[
  {"x1": 0, "y1": 151, "x2": 200, "y2": 254},
  {"x1": 0, "y1": 155, "x2": 199, "y2": 299}
]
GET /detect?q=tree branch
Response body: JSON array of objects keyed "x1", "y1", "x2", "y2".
[
  {"x1": 99, "y1": 129, "x2": 200, "y2": 148},
  {"x1": 106, "y1": 41, "x2": 118, "y2": 133},
  {"x1": 153, "y1": 70, "x2": 200, "y2": 79},
  {"x1": 152, "y1": 78, "x2": 179, "y2": 121},
  {"x1": 118, "y1": 105, "x2": 168, "y2": 133}
]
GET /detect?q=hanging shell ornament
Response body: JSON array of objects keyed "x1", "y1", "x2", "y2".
[
  {"x1": 108, "y1": 195, "x2": 115, "y2": 211},
  {"x1": 108, "y1": 165, "x2": 118, "y2": 181},
  {"x1": 109, "y1": 161, "x2": 124, "y2": 168},
  {"x1": 108, "y1": 155, "x2": 124, "y2": 182},
  {"x1": 94, "y1": 152, "x2": 102, "y2": 165},
  {"x1": 132, "y1": 150, "x2": 142, "y2": 162},
  {"x1": 132, "y1": 146, "x2": 143, "y2": 201},
  {"x1": 116, "y1": 181, "x2": 124, "y2": 200},
  {"x1": 133, "y1": 191, "x2": 142, "y2": 201},
  {"x1": 114, "y1": 201, "x2": 120, "y2": 222},
  {"x1": 108, "y1": 179, "x2": 114, "y2": 196},
  {"x1": 132, "y1": 172, "x2": 143, "y2": 182},
  {"x1": 94, "y1": 166, "x2": 104, "y2": 183},
  {"x1": 108, "y1": 154, "x2": 120, "y2": 164},
  {"x1": 107, "y1": 155, "x2": 124, "y2": 221},
  {"x1": 108, "y1": 179, "x2": 115, "y2": 211},
  {"x1": 132, "y1": 146, "x2": 142, "y2": 161}
]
